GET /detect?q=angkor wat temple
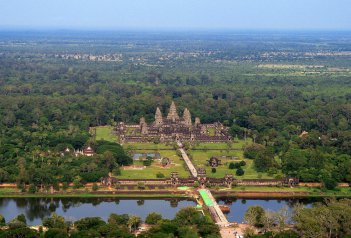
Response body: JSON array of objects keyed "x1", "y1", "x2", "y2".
[{"x1": 116, "y1": 101, "x2": 231, "y2": 143}]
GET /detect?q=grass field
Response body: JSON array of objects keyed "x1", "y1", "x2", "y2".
[
  {"x1": 188, "y1": 140, "x2": 278, "y2": 179},
  {"x1": 122, "y1": 143, "x2": 174, "y2": 150},
  {"x1": 92, "y1": 126, "x2": 117, "y2": 142},
  {"x1": 189, "y1": 149, "x2": 278, "y2": 179},
  {"x1": 227, "y1": 186, "x2": 351, "y2": 197},
  {"x1": 191, "y1": 140, "x2": 249, "y2": 150},
  {"x1": 117, "y1": 149, "x2": 190, "y2": 179}
]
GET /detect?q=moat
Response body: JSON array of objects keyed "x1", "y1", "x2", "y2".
[{"x1": 0, "y1": 197, "x2": 316, "y2": 225}]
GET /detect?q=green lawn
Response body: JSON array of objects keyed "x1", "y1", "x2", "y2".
[
  {"x1": 228, "y1": 186, "x2": 351, "y2": 197},
  {"x1": 123, "y1": 142, "x2": 174, "y2": 150},
  {"x1": 191, "y1": 139, "x2": 250, "y2": 150},
  {"x1": 92, "y1": 126, "x2": 117, "y2": 142},
  {"x1": 189, "y1": 149, "x2": 278, "y2": 179},
  {"x1": 117, "y1": 150, "x2": 190, "y2": 179},
  {"x1": 0, "y1": 188, "x2": 18, "y2": 194}
]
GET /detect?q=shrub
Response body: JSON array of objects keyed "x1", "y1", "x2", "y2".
[
  {"x1": 62, "y1": 182, "x2": 69, "y2": 191},
  {"x1": 137, "y1": 182, "x2": 145, "y2": 190},
  {"x1": 53, "y1": 182, "x2": 60, "y2": 191},
  {"x1": 0, "y1": 214, "x2": 5, "y2": 226},
  {"x1": 92, "y1": 183, "x2": 99, "y2": 191},
  {"x1": 74, "y1": 217, "x2": 105, "y2": 231},
  {"x1": 156, "y1": 172, "x2": 165, "y2": 178},
  {"x1": 28, "y1": 184, "x2": 37, "y2": 194},
  {"x1": 143, "y1": 158, "x2": 152, "y2": 166},
  {"x1": 211, "y1": 168, "x2": 216, "y2": 173},
  {"x1": 236, "y1": 168, "x2": 245, "y2": 176},
  {"x1": 229, "y1": 162, "x2": 241, "y2": 169},
  {"x1": 322, "y1": 177, "x2": 337, "y2": 190},
  {"x1": 73, "y1": 176, "x2": 83, "y2": 189},
  {"x1": 145, "y1": 212, "x2": 162, "y2": 225},
  {"x1": 112, "y1": 167, "x2": 121, "y2": 176},
  {"x1": 239, "y1": 160, "x2": 246, "y2": 166},
  {"x1": 243, "y1": 143, "x2": 265, "y2": 159}
]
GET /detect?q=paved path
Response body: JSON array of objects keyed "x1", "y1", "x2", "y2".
[
  {"x1": 220, "y1": 227, "x2": 243, "y2": 238},
  {"x1": 177, "y1": 142, "x2": 198, "y2": 177},
  {"x1": 177, "y1": 141, "x2": 242, "y2": 237},
  {"x1": 198, "y1": 189, "x2": 229, "y2": 225}
]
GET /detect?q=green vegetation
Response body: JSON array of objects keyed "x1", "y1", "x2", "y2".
[
  {"x1": 190, "y1": 149, "x2": 276, "y2": 179},
  {"x1": 0, "y1": 31, "x2": 350, "y2": 191},
  {"x1": 243, "y1": 199, "x2": 351, "y2": 238},
  {"x1": 0, "y1": 207, "x2": 220, "y2": 238}
]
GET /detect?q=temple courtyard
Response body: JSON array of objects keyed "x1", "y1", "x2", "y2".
[{"x1": 91, "y1": 126, "x2": 280, "y2": 180}]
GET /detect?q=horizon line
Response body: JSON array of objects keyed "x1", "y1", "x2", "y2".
[{"x1": 0, "y1": 26, "x2": 351, "y2": 33}]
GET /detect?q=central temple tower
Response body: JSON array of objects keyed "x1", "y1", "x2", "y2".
[{"x1": 167, "y1": 101, "x2": 180, "y2": 122}]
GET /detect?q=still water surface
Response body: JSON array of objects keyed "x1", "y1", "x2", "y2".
[
  {"x1": 0, "y1": 197, "x2": 315, "y2": 225},
  {"x1": 218, "y1": 197, "x2": 315, "y2": 223}
]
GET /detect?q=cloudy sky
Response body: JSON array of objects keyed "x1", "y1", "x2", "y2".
[{"x1": 0, "y1": 0, "x2": 350, "y2": 30}]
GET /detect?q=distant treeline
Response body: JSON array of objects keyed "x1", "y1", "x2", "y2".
[{"x1": 0, "y1": 32, "x2": 350, "y2": 187}]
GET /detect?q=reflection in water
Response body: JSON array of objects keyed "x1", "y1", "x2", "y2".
[
  {"x1": 169, "y1": 198, "x2": 179, "y2": 208},
  {"x1": 0, "y1": 198, "x2": 195, "y2": 225},
  {"x1": 0, "y1": 197, "x2": 317, "y2": 225},
  {"x1": 217, "y1": 198, "x2": 317, "y2": 223}
]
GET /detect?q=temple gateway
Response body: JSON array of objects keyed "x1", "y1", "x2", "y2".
[{"x1": 116, "y1": 101, "x2": 231, "y2": 143}]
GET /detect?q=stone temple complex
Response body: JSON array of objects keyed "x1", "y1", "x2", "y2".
[{"x1": 116, "y1": 101, "x2": 231, "y2": 143}]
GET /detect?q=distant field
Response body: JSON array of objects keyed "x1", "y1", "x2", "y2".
[
  {"x1": 258, "y1": 64, "x2": 324, "y2": 69},
  {"x1": 92, "y1": 126, "x2": 117, "y2": 142}
]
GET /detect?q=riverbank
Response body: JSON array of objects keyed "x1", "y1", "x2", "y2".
[
  {"x1": 212, "y1": 186, "x2": 351, "y2": 198},
  {"x1": 0, "y1": 186, "x2": 350, "y2": 198}
]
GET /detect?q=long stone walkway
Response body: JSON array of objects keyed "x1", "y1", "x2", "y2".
[
  {"x1": 177, "y1": 141, "x2": 198, "y2": 177},
  {"x1": 176, "y1": 141, "x2": 239, "y2": 237},
  {"x1": 198, "y1": 189, "x2": 229, "y2": 225}
]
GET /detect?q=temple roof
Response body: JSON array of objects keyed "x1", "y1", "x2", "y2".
[{"x1": 166, "y1": 101, "x2": 180, "y2": 120}]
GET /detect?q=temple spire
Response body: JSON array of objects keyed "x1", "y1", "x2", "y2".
[
  {"x1": 155, "y1": 107, "x2": 163, "y2": 126},
  {"x1": 167, "y1": 101, "x2": 179, "y2": 121},
  {"x1": 183, "y1": 108, "x2": 192, "y2": 126}
]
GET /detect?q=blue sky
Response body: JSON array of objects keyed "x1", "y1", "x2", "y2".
[{"x1": 0, "y1": 0, "x2": 350, "y2": 30}]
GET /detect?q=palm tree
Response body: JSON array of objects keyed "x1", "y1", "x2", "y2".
[
  {"x1": 127, "y1": 215, "x2": 141, "y2": 232},
  {"x1": 252, "y1": 133, "x2": 257, "y2": 144}
]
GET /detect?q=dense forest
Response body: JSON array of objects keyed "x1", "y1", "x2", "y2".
[{"x1": 0, "y1": 31, "x2": 351, "y2": 187}]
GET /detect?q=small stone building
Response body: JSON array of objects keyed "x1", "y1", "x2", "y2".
[{"x1": 207, "y1": 157, "x2": 221, "y2": 167}]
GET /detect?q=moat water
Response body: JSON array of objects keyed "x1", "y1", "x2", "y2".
[{"x1": 0, "y1": 197, "x2": 316, "y2": 225}]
